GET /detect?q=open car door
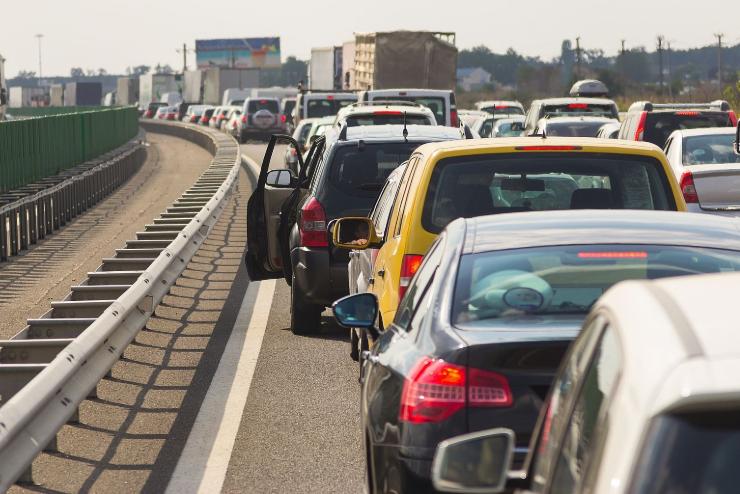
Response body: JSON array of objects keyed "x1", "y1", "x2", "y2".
[{"x1": 245, "y1": 134, "x2": 325, "y2": 281}]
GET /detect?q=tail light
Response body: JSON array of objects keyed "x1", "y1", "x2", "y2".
[
  {"x1": 450, "y1": 108, "x2": 459, "y2": 128},
  {"x1": 635, "y1": 111, "x2": 647, "y2": 141},
  {"x1": 568, "y1": 103, "x2": 589, "y2": 109},
  {"x1": 374, "y1": 110, "x2": 403, "y2": 116},
  {"x1": 299, "y1": 197, "x2": 328, "y2": 248},
  {"x1": 400, "y1": 357, "x2": 513, "y2": 424},
  {"x1": 241, "y1": 114, "x2": 248, "y2": 124},
  {"x1": 680, "y1": 171, "x2": 698, "y2": 203},
  {"x1": 399, "y1": 254, "x2": 424, "y2": 301},
  {"x1": 729, "y1": 111, "x2": 738, "y2": 126},
  {"x1": 281, "y1": 114, "x2": 287, "y2": 123}
]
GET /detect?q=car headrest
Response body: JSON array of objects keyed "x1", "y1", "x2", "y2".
[{"x1": 570, "y1": 188, "x2": 614, "y2": 209}]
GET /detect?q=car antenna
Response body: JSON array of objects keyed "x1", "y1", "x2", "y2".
[{"x1": 403, "y1": 111, "x2": 409, "y2": 143}]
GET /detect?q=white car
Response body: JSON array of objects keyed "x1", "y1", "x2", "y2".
[
  {"x1": 333, "y1": 101, "x2": 436, "y2": 128},
  {"x1": 284, "y1": 117, "x2": 319, "y2": 174},
  {"x1": 358, "y1": 88, "x2": 458, "y2": 127},
  {"x1": 664, "y1": 127, "x2": 740, "y2": 214},
  {"x1": 474, "y1": 100, "x2": 525, "y2": 117},
  {"x1": 433, "y1": 268, "x2": 740, "y2": 494}
]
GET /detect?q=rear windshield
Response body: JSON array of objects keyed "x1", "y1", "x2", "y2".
[
  {"x1": 248, "y1": 99, "x2": 279, "y2": 113},
  {"x1": 321, "y1": 142, "x2": 422, "y2": 215},
  {"x1": 422, "y1": 153, "x2": 675, "y2": 234},
  {"x1": 345, "y1": 114, "x2": 432, "y2": 127},
  {"x1": 646, "y1": 112, "x2": 734, "y2": 148},
  {"x1": 545, "y1": 120, "x2": 610, "y2": 137},
  {"x1": 307, "y1": 99, "x2": 355, "y2": 118},
  {"x1": 683, "y1": 134, "x2": 740, "y2": 165},
  {"x1": 632, "y1": 411, "x2": 740, "y2": 494},
  {"x1": 373, "y1": 96, "x2": 447, "y2": 125},
  {"x1": 453, "y1": 245, "x2": 740, "y2": 324},
  {"x1": 481, "y1": 106, "x2": 524, "y2": 116},
  {"x1": 542, "y1": 103, "x2": 618, "y2": 119}
]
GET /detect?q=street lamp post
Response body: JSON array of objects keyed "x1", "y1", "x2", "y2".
[{"x1": 35, "y1": 34, "x2": 43, "y2": 80}]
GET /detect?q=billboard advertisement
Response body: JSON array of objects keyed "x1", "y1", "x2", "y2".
[{"x1": 195, "y1": 38, "x2": 281, "y2": 69}]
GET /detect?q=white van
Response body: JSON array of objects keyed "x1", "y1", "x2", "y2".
[{"x1": 358, "y1": 88, "x2": 458, "y2": 127}]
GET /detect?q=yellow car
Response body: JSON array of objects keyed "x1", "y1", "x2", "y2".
[{"x1": 333, "y1": 137, "x2": 686, "y2": 333}]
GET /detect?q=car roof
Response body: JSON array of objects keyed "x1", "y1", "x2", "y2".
[
  {"x1": 330, "y1": 124, "x2": 463, "y2": 143},
  {"x1": 476, "y1": 100, "x2": 524, "y2": 107},
  {"x1": 339, "y1": 105, "x2": 434, "y2": 116},
  {"x1": 540, "y1": 116, "x2": 616, "y2": 124},
  {"x1": 535, "y1": 97, "x2": 617, "y2": 106},
  {"x1": 365, "y1": 88, "x2": 453, "y2": 96},
  {"x1": 461, "y1": 210, "x2": 740, "y2": 254},
  {"x1": 671, "y1": 127, "x2": 736, "y2": 138}
]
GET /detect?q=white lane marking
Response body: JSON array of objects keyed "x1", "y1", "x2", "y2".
[{"x1": 166, "y1": 279, "x2": 276, "y2": 494}]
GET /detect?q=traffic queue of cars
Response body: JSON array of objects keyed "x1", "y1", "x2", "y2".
[{"x1": 243, "y1": 83, "x2": 740, "y2": 493}]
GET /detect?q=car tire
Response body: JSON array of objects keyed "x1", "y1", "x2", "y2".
[{"x1": 290, "y1": 279, "x2": 322, "y2": 335}]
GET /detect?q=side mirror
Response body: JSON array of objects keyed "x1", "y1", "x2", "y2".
[
  {"x1": 735, "y1": 122, "x2": 740, "y2": 155},
  {"x1": 332, "y1": 293, "x2": 380, "y2": 338},
  {"x1": 266, "y1": 169, "x2": 297, "y2": 188},
  {"x1": 432, "y1": 429, "x2": 515, "y2": 494},
  {"x1": 331, "y1": 217, "x2": 383, "y2": 250}
]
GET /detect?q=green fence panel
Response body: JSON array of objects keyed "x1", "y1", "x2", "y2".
[{"x1": 0, "y1": 107, "x2": 139, "y2": 193}]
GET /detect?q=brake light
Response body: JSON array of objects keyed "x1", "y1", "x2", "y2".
[
  {"x1": 680, "y1": 171, "x2": 698, "y2": 203},
  {"x1": 241, "y1": 115, "x2": 247, "y2": 123},
  {"x1": 327, "y1": 95, "x2": 335, "y2": 100},
  {"x1": 281, "y1": 114, "x2": 287, "y2": 123},
  {"x1": 299, "y1": 197, "x2": 328, "y2": 247},
  {"x1": 729, "y1": 111, "x2": 738, "y2": 126},
  {"x1": 260, "y1": 99, "x2": 267, "y2": 103},
  {"x1": 399, "y1": 254, "x2": 424, "y2": 301},
  {"x1": 675, "y1": 111, "x2": 699, "y2": 117},
  {"x1": 450, "y1": 108, "x2": 459, "y2": 128},
  {"x1": 568, "y1": 103, "x2": 589, "y2": 109},
  {"x1": 374, "y1": 110, "x2": 403, "y2": 116},
  {"x1": 515, "y1": 145, "x2": 582, "y2": 151},
  {"x1": 635, "y1": 111, "x2": 647, "y2": 141},
  {"x1": 400, "y1": 358, "x2": 512, "y2": 424},
  {"x1": 578, "y1": 251, "x2": 648, "y2": 259}
]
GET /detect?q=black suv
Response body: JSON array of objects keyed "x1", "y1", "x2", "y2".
[
  {"x1": 246, "y1": 125, "x2": 465, "y2": 334},
  {"x1": 619, "y1": 100, "x2": 737, "y2": 148}
]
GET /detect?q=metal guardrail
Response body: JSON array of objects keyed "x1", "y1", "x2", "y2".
[
  {"x1": 0, "y1": 121, "x2": 240, "y2": 490},
  {"x1": 0, "y1": 136, "x2": 146, "y2": 262}
]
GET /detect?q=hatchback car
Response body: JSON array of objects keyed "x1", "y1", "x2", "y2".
[
  {"x1": 431, "y1": 246, "x2": 740, "y2": 494},
  {"x1": 359, "y1": 89, "x2": 458, "y2": 127},
  {"x1": 332, "y1": 137, "x2": 686, "y2": 340},
  {"x1": 335, "y1": 209, "x2": 740, "y2": 494},
  {"x1": 524, "y1": 98, "x2": 619, "y2": 136},
  {"x1": 618, "y1": 100, "x2": 737, "y2": 148},
  {"x1": 474, "y1": 100, "x2": 525, "y2": 117},
  {"x1": 334, "y1": 102, "x2": 437, "y2": 128},
  {"x1": 664, "y1": 126, "x2": 740, "y2": 214},
  {"x1": 245, "y1": 125, "x2": 466, "y2": 334},
  {"x1": 531, "y1": 116, "x2": 618, "y2": 137}
]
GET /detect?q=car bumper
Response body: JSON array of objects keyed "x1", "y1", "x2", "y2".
[{"x1": 291, "y1": 247, "x2": 349, "y2": 308}]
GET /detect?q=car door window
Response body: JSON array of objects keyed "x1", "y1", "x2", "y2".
[
  {"x1": 371, "y1": 172, "x2": 403, "y2": 239},
  {"x1": 393, "y1": 157, "x2": 420, "y2": 237},
  {"x1": 394, "y1": 236, "x2": 444, "y2": 331},
  {"x1": 548, "y1": 325, "x2": 622, "y2": 494}
]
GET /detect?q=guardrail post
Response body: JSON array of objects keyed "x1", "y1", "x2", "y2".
[
  {"x1": 19, "y1": 205, "x2": 28, "y2": 251},
  {"x1": 0, "y1": 214, "x2": 7, "y2": 261},
  {"x1": 29, "y1": 201, "x2": 38, "y2": 245},
  {"x1": 9, "y1": 209, "x2": 18, "y2": 256}
]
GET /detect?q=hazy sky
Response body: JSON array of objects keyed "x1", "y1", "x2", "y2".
[{"x1": 3, "y1": 0, "x2": 740, "y2": 77}]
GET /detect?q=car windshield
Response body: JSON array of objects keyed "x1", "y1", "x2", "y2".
[
  {"x1": 452, "y1": 244, "x2": 740, "y2": 324},
  {"x1": 481, "y1": 106, "x2": 524, "y2": 116},
  {"x1": 683, "y1": 134, "x2": 740, "y2": 165},
  {"x1": 345, "y1": 114, "x2": 432, "y2": 127},
  {"x1": 645, "y1": 112, "x2": 733, "y2": 148},
  {"x1": 375, "y1": 96, "x2": 447, "y2": 125},
  {"x1": 544, "y1": 120, "x2": 610, "y2": 137},
  {"x1": 422, "y1": 153, "x2": 675, "y2": 234},
  {"x1": 543, "y1": 103, "x2": 617, "y2": 118},
  {"x1": 248, "y1": 100, "x2": 279, "y2": 113},
  {"x1": 632, "y1": 411, "x2": 740, "y2": 494},
  {"x1": 307, "y1": 99, "x2": 355, "y2": 118}
]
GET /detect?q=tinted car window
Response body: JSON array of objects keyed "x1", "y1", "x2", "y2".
[
  {"x1": 480, "y1": 106, "x2": 524, "y2": 116},
  {"x1": 452, "y1": 245, "x2": 740, "y2": 325},
  {"x1": 422, "y1": 153, "x2": 675, "y2": 234},
  {"x1": 307, "y1": 99, "x2": 355, "y2": 118},
  {"x1": 371, "y1": 167, "x2": 405, "y2": 237},
  {"x1": 542, "y1": 103, "x2": 618, "y2": 119},
  {"x1": 248, "y1": 99, "x2": 279, "y2": 113},
  {"x1": 376, "y1": 96, "x2": 447, "y2": 125},
  {"x1": 545, "y1": 120, "x2": 612, "y2": 137},
  {"x1": 632, "y1": 411, "x2": 740, "y2": 494},
  {"x1": 682, "y1": 134, "x2": 740, "y2": 165},
  {"x1": 644, "y1": 112, "x2": 733, "y2": 148}
]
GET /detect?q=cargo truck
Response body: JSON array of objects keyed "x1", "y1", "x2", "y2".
[
  {"x1": 353, "y1": 31, "x2": 458, "y2": 90},
  {"x1": 116, "y1": 77, "x2": 139, "y2": 106},
  {"x1": 309, "y1": 46, "x2": 341, "y2": 90},
  {"x1": 9, "y1": 87, "x2": 48, "y2": 108},
  {"x1": 50, "y1": 84, "x2": 64, "y2": 106},
  {"x1": 203, "y1": 68, "x2": 259, "y2": 105},
  {"x1": 183, "y1": 70, "x2": 205, "y2": 104},
  {"x1": 139, "y1": 73, "x2": 178, "y2": 109},
  {"x1": 64, "y1": 82, "x2": 103, "y2": 106}
]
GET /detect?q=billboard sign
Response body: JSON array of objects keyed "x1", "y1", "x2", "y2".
[{"x1": 196, "y1": 38, "x2": 281, "y2": 69}]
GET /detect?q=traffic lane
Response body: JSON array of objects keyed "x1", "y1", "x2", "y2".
[
  {"x1": 0, "y1": 133, "x2": 213, "y2": 340},
  {"x1": 221, "y1": 281, "x2": 364, "y2": 494},
  {"x1": 241, "y1": 142, "x2": 289, "y2": 172}
]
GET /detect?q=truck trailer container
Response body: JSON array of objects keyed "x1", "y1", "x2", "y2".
[
  {"x1": 184, "y1": 70, "x2": 205, "y2": 103},
  {"x1": 353, "y1": 31, "x2": 457, "y2": 90},
  {"x1": 309, "y1": 47, "x2": 339, "y2": 91},
  {"x1": 116, "y1": 77, "x2": 139, "y2": 106},
  {"x1": 9, "y1": 87, "x2": 48, "y2": 108},
  {"x1": 64, "y1": 82, "x2": 103, "y2": 106},
  {"x1": 203, "y1": 68, "x2": 260, "y2": 105},
  {"x1": 139, "y1": 74, "x2": 178, "y2": 109},
  {"x1": 50, "y1": 84, "x2": 64, "y2": 106}
]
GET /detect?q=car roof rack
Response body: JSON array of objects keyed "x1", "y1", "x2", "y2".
[
  {"x1": 628, "y1": 100, "x2": 731, "y2": 113},
  {"x1": 346, "y1": 100, "x2": 424, "y2": 109}
]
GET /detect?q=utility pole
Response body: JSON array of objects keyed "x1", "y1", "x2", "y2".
[
  {"x1": 715, "y1": 33, "x2": 724, "y2": 96},
  {"x1": 666, "y1": 41, "x2": 673, "y2": 99},
  {"x1": 575, "y1": 37, "x2": 582, "y2": 79},
  {"x1": 657, "y1": 35, "x2": 665, "y2": 94},
  {"x1": 176, "y1": 43, "x2": 193, "y2": 74},
  {"x1": 35, "y1": 34, "x2": 44, "y2": 80},
  {"x1": 620, "y1": 39, "x2": 626, "y2": 55}
]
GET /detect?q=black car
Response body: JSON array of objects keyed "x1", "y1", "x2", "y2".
[
  {"x1": 333, "y1": 209, "x2": 740, "y2": 493},
  {"x1": 245, "y1": 125, "x2": 466, "y2": 334}
]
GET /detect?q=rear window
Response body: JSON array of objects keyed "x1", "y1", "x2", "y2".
[
  {"x1": 307, "y1": 98, "x2": 355, "y2": 118},
  {"x1": 542, "y1": 103, "x2": 618, "y2": 119},
  {"x1": 422, "y1": 153, "x2": 675, "y2": 234},
  {"x1": 247, "y1": 99, "x2": 279, "y2": 113},
  {"x1": 494, "y1": 121, "x2": 524, "y2": 137},
  {"x1": 345, "y1": 114, "x2": 432, "y2": 127},
  {"x1": 632, "y1": 411, "x2": 740, "y2": 494},
  {"x1": 481, "y1": 106, "x2": 524, "y2": 116},
  {"x1": 646, "y1": 112, "x2": 734, "y2": 148},
  {"x1": 374, "y1": 96, "x2": 447, "y2": 125},
  {"x1": 545, "y1": 120, "x2": 611, "y2": 137},
  {"x1": 683, "y1": 134, "x2": 740, "y2": 165},
  {"x1": 453, "y1": 245, "x2": 740, "y2": 325}
]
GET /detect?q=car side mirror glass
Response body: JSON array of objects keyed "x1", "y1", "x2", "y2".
[
  {"x1": 432, "y1": 429, "x2": 515, "y2": 494},
  {"x1": 266, "y1": 169, "x2": 296, "y2": 188},
  {"x1": 331, "y1": 217, "x2": 382, "y2": 250},
  {"x1": 332, "y1": 293, "x2": 379, "y2": 330}
]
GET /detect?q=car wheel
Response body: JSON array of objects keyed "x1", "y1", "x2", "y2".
[{"x1": 290, "y1": 278, "x2": 322, "y2": 335}]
